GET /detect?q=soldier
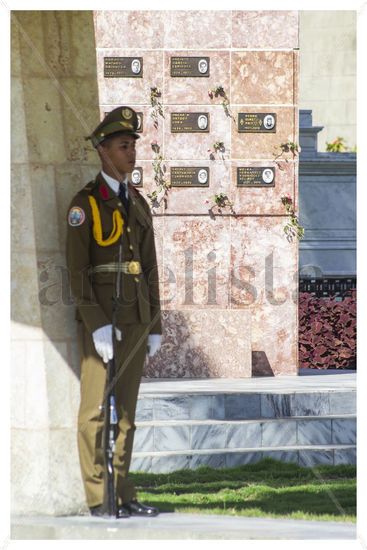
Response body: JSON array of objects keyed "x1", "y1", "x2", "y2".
[{"x1": 66, "y1": 106, "x2": 162, "y2": 518}]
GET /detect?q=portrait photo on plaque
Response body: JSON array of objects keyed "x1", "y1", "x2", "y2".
[
  {"x1": 198, "y1": 169, "x2": 208, "y2": 184},
  {"x1": 131, "y1": 58, "x2": 141, "y2": 74},
  {"x1": 197, "y1": 114, "x2": 208, "y2": 130},
  {"x1": 198, "y1": 58, "x2": 208, "y2": 74},
  {"x1": 131, "y1": 168, "x2": 143, "y2": 186},
  {"x1": 262, "y1": 168, "x2": 275, "y2": 184},
  {"x1": 263, "y1": 114, "x2": 276, "y2": 130}
]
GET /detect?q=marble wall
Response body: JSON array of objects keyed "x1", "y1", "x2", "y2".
[{"x1": 94, "y1": 10, "x2": 300, "y2": 377}]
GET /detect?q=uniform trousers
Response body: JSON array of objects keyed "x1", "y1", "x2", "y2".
[{"x1": 76, "y1": 319, "x2": 150, "y2": 507}]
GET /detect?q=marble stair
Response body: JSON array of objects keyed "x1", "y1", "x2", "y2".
[{"x1": 130, "y1": 377, "x2": 356, "y2": 473}]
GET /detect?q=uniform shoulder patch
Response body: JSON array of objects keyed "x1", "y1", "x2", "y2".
[{"x1": 68, "y1": 206, "x2": 86, "y2": 227}]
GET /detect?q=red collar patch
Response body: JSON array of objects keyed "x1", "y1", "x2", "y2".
[{"x1": 99, "y1": 183, "x2": 109, "y2": 200}]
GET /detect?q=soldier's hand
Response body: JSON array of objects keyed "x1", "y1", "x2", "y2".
[
  {"x1": 115, "y1": 327, "x2": 123, "y2": 341},
  {"x1": 92, "y1": 324, "x2": 113, "y2": 363},
  {"x1": 147, "y1": 334, "x2": 162, "y2": 357}
]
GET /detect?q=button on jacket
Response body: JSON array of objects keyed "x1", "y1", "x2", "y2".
[{"x1": 66, "y1": 171, "x2": 162, "y2": 335}]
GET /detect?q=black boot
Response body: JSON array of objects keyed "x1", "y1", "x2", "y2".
[
  {"x1": 119, "y1": 499, "x2": 159, "y2": 517},
  {"x1": 89, "y1": 504, "x2": 130, "y2": 518}
]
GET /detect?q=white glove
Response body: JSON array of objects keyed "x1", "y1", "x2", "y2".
[
  {"x1": 92, "y1": 325, "x2": 123, "y2": 363},
  {"x1": 147, "y1": 334, "x2": 162, "y2": 357}
]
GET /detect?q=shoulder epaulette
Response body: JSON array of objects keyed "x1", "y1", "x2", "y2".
[{"x1": 80, "y1": 178, "x2": 98, "y2": 194}]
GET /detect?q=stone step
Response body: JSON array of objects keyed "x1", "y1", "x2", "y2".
[
  {"x1": 131, "y1": 444, "x2": 356, "y2": 472},
  {"x1": 133, "y1": 415, "x2": 356, "y2": 453},
  {"x1": 135, "y1": 414, "x2": 355, "y2": 425},
  {"x1": 132, "y1": 382, "x2": 356, "y2": 471},
  {"x1": 135, "y1": 390, "x2": 356, "y2": 422}
]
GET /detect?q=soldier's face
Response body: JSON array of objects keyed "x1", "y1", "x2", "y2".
[{"x1": 99, "y1": 134, "x2": 136, "y2": 177}]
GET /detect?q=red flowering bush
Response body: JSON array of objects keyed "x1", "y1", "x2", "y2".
[{"x1": 299, "y1": 290, "x2": 356, "y2": 369}]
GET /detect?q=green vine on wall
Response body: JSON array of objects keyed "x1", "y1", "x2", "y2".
[
  {"x1": 208, "y1": 85, "x2": 236, "y2": 123},
  {"x1": 272, "y1": 141, "x2": 300, "y2": 170},
  {"x1": 147, "y1": 86, "x2": 168, "y2": 209},
  {"x1": 207, "y1": 141, "x2": 226, "y2": 160},
  {"x1": 281, "y1": 194, "x2": 304, "y2": 242},
  {"x1": 206, "y1": 192, "x2": 237, "y2": 219},
  {"x1": 146, "y1": 140, "x2": 170, "y2": 209},
  {"x1": 150, "y1": 86, "x2": 164, "y2": 129}
]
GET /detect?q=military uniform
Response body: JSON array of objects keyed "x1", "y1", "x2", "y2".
[{"x1": 66, "y1": 107, "x2": 162, "y2": 511}]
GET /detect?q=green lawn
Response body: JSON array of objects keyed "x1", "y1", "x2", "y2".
[{"x1": 130, "y1": 457, "x2": 356, "y2": 522}]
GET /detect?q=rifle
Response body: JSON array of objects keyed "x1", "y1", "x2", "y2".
[
  {"x1": 101, "y1": 354, "x2": 118, "y2": 517},
  {"x1": 100, "y1": 242, "x2": 123, "y2": 518}
]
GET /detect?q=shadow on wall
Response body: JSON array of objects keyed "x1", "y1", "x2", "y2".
[
  {"x1": 144, "y1": 311, "x2": 274, "y2": 378},
  {"x1": 11, "y1": 10, "x2": 100, "y2": 382}
]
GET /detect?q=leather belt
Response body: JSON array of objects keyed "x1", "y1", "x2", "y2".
[{"x1": 88, "y1": 261, "x2": 142, "y2": 275}]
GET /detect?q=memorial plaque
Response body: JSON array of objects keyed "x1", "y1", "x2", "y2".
[
  {"x1": 237, "y1": 167, "x2": 275, "y2": 187},
  {"x1": 170, "y1": 167, "x2": 210, "y2": 187},
  {"x1": 104, "y1": 57, "x2": 143, "y2": 78},
  {"x1": 238, "y1": 113, "x2": 277, "y2": 133},
  {"x1": 103, "y1": 112, "x2": 143, "y2": 133},
  {"x1": 170, "y1": 56, "x2": 210, "y2": 77},
  {"x1": 130, "y1": 167, "x2": 143, "y2": 187},
  {"x1": 171, "y1": 112, "x2": 210, "y2": 133}
]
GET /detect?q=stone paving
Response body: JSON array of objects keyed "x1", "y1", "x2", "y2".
[{"x1": 11, "y1": 512, "x2": 356, "y2": 540}]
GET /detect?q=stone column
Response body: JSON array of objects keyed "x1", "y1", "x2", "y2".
[{"x1": 11, "y1": 11, "x2": 99, "y2": 515}]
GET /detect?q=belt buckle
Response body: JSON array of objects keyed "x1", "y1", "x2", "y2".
[{"x1": 128, "y1": 261, "x2": 140, "y2": 274}]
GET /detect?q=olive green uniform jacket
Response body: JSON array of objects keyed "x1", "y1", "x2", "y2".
[{"x1": 66, "y1": 171, "x2": 162, "y2": 335}]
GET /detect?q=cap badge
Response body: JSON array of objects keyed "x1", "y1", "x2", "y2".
[{"x1": 122, "y1": 108, "x2": 132, "y2": 119}]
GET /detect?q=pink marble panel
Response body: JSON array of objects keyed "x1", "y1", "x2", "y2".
[
  {"x1": 163, "y1": 11, "x2": 231, "y2": 50},
  {"x1": 229, "y1": 216, "x2": 298, "y2": 375},
  {"x1": 164, "y1": 50, "x2": 230, "y2": 105},
  {"x1": 163, "y1": 105, "x2": 231, "y2": 161},
  {"x1": 144, "y1": 309, "x2": 252, "y2": 378},
  {"x1": 231, "y1": 107, "x2": 296, "y2": 159},
  {"x1": 93, "y1": 11, "x2": 164, "y2": 49},
  {"x1": 95, "y1": 49, "x2": 163, "y2": 105},
  {"x1": 229, "y1": 216, "x2": 298, "y2": 310},
  {"x1": 162, "y1": 160, "x2": 230, "y2": 215},
  {"x1": 232, "y1": 11, "x2": 299, "y2": 49},
  {"x1": 231, "y1": 51, "x2": 295, "y2": 105},
  {"x1": 250, "y1": 299, "x2": 298, "y2": 376},
  {"x1": 230, "y1": 160, "x2": 297, "y2": 215},
  {"x1": 161, "y1": 216, "x2": 231, "y2": 310}
]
